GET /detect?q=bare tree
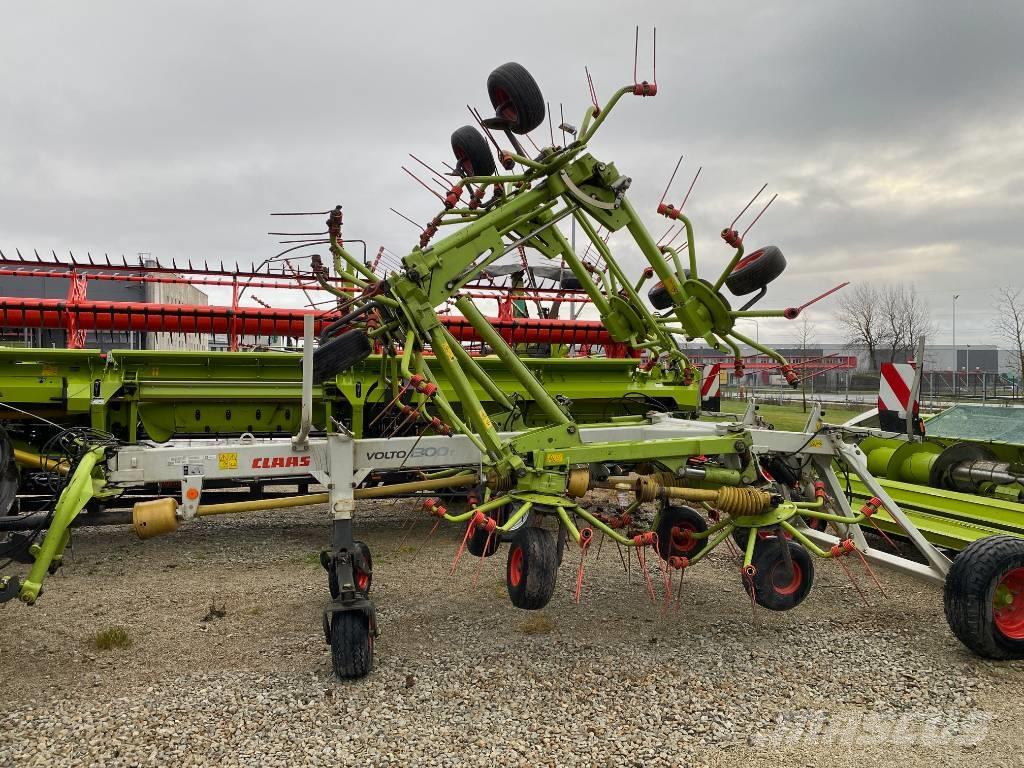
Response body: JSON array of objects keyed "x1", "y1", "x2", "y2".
[
  {"x1": 835, "y1": 283, "x2": 886, "y2": 369},
  {"x1": 994, "y1": 287, "x2": 1024, "y2": 391},
  {"x1": 792, "y1": 313, "x2": 816, "y2": 412},
  {"x1": 882, "y1": 284, "x2": 935, "y2": 362}
]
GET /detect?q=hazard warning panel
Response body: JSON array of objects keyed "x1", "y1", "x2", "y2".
[
  {"x1": 701, "y1": 363, "x2": 721, "y2": 412},
  {"x1": 877, "y1": 362, "x2": 924, "y2": 435}
]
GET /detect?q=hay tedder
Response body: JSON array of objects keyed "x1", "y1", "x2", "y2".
[{"x1": 4, "y1": 43, "x2": 1024, "y2": 678}]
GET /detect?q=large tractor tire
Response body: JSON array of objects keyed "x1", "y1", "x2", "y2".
[{"x1": 945, "y1": 535, "x2": 1024, "y2": 659}]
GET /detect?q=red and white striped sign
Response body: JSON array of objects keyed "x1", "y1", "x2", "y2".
[
  {"x1": 701, "y1": 364, "x2": 721, "y2": 401},
  {"x1": 878, "y1": 362, "x2": 918, "y2": 417}
]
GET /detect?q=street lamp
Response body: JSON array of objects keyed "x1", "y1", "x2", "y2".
[
  {"x1": 736, "y1": 319, "x2": 759, "y2": 397},
  {"x1": 737, "y1": 318, "x2": 760, "y2": 343},
  {"x1": 953, "y1": 294, "x2": 959, "y2": 397}
]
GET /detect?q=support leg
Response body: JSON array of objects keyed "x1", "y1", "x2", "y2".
[{"x1": 322, "y1": 433, "x2": 376, "y2": 679}]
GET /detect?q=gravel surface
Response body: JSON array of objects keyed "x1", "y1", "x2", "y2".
[{"x1": 2, "y1": 497, "x2": 1024, "y2": 767}]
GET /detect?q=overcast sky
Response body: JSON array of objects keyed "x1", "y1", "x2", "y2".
[{"x1": 2, "y1": 1, "x2": 1022, "y2": 346}]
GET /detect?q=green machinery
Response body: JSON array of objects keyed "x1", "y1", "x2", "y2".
[
  {"x1": 0, "y1": 347, "x2": 692, "y2": 445},
  {"x1": 839, "y1": 404, "x2": 1024, "y2": 550},
  {"x1": 4, "y1": 53, "x2": 1024, "y2": 677}
]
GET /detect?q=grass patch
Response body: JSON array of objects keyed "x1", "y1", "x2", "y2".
[
  {"x1": 710, "y1": 398, "x2": 866, "y2": 432},
  {"x1": 92, "y1": 626, "x2": 133, "y2": 651},
  {"x1": 302, "y1": 551, "x2": 323, "y2": 566},
  {"x1": 518, "y1": 614, "x2": 555, "y2": 635}
]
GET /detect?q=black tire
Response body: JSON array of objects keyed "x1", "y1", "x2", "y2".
[
  {"x1": 506, "y1": 527, "x2": 558, "y2": 609},
  {"x1": 313, "y1": 329, "x2": 372, "y2": 384},
  {"x1": 0, "y1": 463, "x2": 18, "y2": 518},
  {"x1": 742, "y1": 538, "x2": 814, "y2": 611},
  {"x1": 327, "y1": 541, "x2": 373, "y2": 598},
  {"x1": 647, "y1": 270, "x2": 689, "y2": 310},
  {"x1": 655, "y1": 504, "x2": 707, "y2": 561},
  {"x1": 0, "y1": 426, "x2": 16, "y2": 517},
  {"x1": 451, "y1": 125, "x2": 496, "y2": 178},
  {"x1": 725, "y1": 245, "x2": 786, "y2": 296},
  {"x1": 802, "y1": 515, "x2": 828, "y2": 533},
  {"x1": 486, "y1": 62, "x2": 545, "y2": 135},
  {"x1": 731, "y1": 526, "x2": 777, "y2": 550},
  {"x1": 330, "y1": 611, "x2": 373, "y2": 679},
  {"x1": 944, "y1": 535, "x2": 1024, "y2": 659},
  {"x1": 560, "y1": 273, "x2": 582, "y2": 290},
  {"x1": 468, "y1": 506, "x2": 505, "y2": 558}
]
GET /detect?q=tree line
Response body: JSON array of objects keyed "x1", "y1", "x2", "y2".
[{"x1": 834, "y1": 284, "x2": 1024, "y2": 378}]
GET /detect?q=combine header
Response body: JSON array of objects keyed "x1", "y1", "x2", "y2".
[{"x1": 3, "y1": 36, "x2": 1023, "y2": 678}]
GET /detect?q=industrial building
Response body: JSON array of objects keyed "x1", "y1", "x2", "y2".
[{"x1": 0, "y1": 263, "x2": 209, "y2": 351}]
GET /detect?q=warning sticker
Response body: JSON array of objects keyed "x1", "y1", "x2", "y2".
[
  {"x1": 478, "y1": 409, "x2": 493, "y2": 430},
  {"x1": 218, "y1": 452, "x2": 238, "y2": 470}
]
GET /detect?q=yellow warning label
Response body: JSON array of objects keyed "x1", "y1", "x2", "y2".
[
  {"x1": 545, "y1": 452, "x2": 565, "y2": 464},
  {"x1": 218, "y1": 452, "x2": 238, "y2": 469},
  {"x1": 41, "y1": 365, "x2": 58, "y2": 376},
  {"x1": 809, "y1": 439, "x2": 822, "y2": 448},
  {"x1": 441, "y1": 341, "x2": 456, "y2": 361},
  {"x1": 478, "y1": 409, "x2": 493, "y2": 430}
]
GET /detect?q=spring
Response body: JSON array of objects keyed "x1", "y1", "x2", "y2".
[
  {"x1": 714, "y1": 486, "x2": 770, "y2": 517},
  {"x1": 486, "y1": 470, "x2": 515, "y2": 494}
]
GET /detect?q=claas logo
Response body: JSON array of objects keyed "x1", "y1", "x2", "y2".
[{"x1": 251, "y1": 456, "x2": 312, "y2": 469}]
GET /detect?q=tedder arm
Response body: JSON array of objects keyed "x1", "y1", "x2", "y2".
[{"x1": 309, "y1": 61, "x2": 809, "y2": 525}]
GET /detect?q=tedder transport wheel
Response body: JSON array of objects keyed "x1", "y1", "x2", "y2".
[
  {"x1": 330, "y1": 611, "x2": 373, "y2": 679},
  {"x1": 725, "y1": 245, "x2": 786, "y2": 296},
  {"x1": 451, "y1": 125, "x2": 496, "y2": 178},
  {"x1": 944, "y1": 535, "x2": 1024, "y2": 659},
  {"x1": 506, "y1": 527, "x2": 558, "y2": 610},
  {"x1": 486, "y1": 62, "x2": 545, "y2": 135},
  {"x1": 742, "y1": 538, "x2": 814, "y2": 611},
  {"x1": 313, "y1": 329, "x2": 372, "y2": 384},
  {"x1": 732, "y1": 525, "x2": 788, "y2": 550},
  {"x1": 328, "y1": 542, "x2": 373, "y2": 599},
  {"x1": 802, "y1": 515, "x2": 828, "y2": 533},
  {"x1": 468, "y1": 505, "x2": 507, "y2": 558},
  {"x1": 655, "y1": 504, "x2": 708, "y2": 561},
  {"x1": 647, "y1": 270, "x2": 690, "y2": 310},
  {"x1": 560, "y1": 273, "x2": 582, "y2": 290}
]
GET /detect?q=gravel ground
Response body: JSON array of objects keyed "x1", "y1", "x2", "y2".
[{"x1": 2, "y1": 497, "x2": 1024, "y2": 767}]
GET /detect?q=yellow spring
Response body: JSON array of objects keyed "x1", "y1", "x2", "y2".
[{"x1": 715, "y1": 486, "x2": 770, "y2": 517}]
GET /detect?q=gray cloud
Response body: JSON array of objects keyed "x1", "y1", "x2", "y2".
[{"x1": 2, "y1": 1, "x2": 1021, "y2": 345}]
